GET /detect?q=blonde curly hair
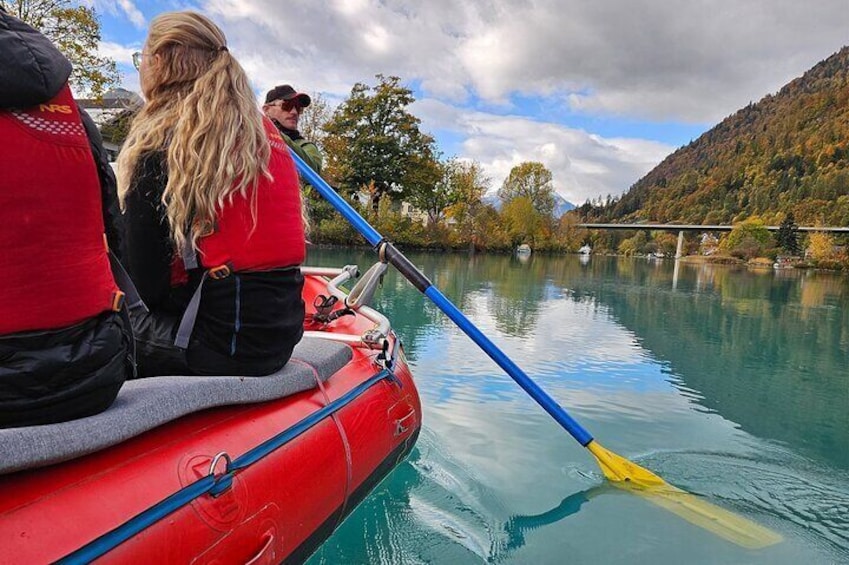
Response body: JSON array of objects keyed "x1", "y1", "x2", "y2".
[{"x1": 117, "y1": 11, "x2": 270, "y2": 252}]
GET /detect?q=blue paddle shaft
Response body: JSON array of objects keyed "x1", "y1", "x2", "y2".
[{"x1": 291, "y1": 151, "x2": 595, "y2": 447}]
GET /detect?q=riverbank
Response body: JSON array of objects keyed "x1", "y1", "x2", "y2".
[
  {"x1": 310, "y1": 244, "x2": 847, "y2": 274},
  {"x1": 679, "y1": 254, "x2": 844, "y2": 272}
]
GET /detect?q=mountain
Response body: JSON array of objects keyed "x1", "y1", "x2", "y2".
[
  {"x1": 482, "y1": 192, "x2": 575, "y2": 218},
  {"x1": 553, "y1": 193, "x2": 576, "y2": 217},
  {"x1": 582, "y1": 46, "x2": 849, "y2": 226}
]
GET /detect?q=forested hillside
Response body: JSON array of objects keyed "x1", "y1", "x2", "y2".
[{"x1": 580, "y1": 46, "x2": 849, "y2": 226}]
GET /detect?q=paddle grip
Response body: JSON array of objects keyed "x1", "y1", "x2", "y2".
[{"x1": 381, "y1": 242, "x2": 431, "y2": 293}]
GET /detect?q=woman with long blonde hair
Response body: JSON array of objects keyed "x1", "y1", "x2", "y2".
[{"x1": 120, "y1": 11, "x2": 306, "y2": 376}]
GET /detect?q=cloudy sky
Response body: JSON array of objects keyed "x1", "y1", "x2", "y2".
[{"x1": 94, "y1": 0, "x2": 849, "y2": 205}]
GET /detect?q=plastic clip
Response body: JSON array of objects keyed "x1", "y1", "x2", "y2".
[
  {"x1": 208, "y1": 264, "x2": 232, "y2": 280},
  {"x1": 111, "y1": 290, "x2": 126, "y2": 312}
]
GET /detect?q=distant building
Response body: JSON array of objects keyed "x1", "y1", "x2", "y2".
[
  {"x1": 399, "y1": 201, "x2": 428, "y2": 226},
  {"x1": 699, "y1": 233, "x2": 719, "y2": 256},
  {"x1": 77, "y1": 88, "x2": 143, "y2": 127},
  {"x1": 399, "y1": 201, "x2": 457, "y2": 228},
  {"x1": 78, "y1": 89, "x2": 143, "y2": 161}
]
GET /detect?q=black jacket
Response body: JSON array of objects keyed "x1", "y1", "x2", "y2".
[
  {"x1": 125, "y1": 153, "x2": 305, "y2": 377},
  {"x1": 0, "y1": 11, "x2": 131, "y2": 427}
]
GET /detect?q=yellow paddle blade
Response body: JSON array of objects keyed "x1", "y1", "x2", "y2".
[
  {"x1": 586, "y1": 441, "x2": 783, "y2": 550},
  {"x1": 587, "y1": 440, "x2": 666, "y2": 486}
]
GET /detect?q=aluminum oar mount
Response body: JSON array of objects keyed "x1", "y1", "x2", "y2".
[
  {"x1": 346, "y1": 261, "x2": 388, "y2": 310},
  {"x1": 288, "y1": 149, "x2": 783, "y2": 550}
]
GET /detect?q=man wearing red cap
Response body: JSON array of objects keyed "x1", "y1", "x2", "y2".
[{"x1": 263, "y1": 84, "x2": 322, "y2": 175}]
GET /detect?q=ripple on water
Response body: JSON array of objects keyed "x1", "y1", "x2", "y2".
[{"x1": 641, "y1": 449, "x2": 849, "y2": 555}]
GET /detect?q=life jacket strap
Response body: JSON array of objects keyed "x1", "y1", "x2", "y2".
[
  {"x1": 108, "y1": 250, "x2": 148, "y2": 312},
  {"x1": 181, "y1": 240, "x2": 200, "y2": 271},
  {"x1": 174, "y1": 263, "x2": 233, "y2": 350}
]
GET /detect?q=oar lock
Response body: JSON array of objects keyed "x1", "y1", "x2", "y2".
[{"x1": 310, "y1": 294, "x2": 354, "y2": 325}]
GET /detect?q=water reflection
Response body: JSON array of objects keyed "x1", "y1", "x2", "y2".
[
  {"x1": 501, "y1": 484, "x2": 616, "y2": 555},
  {"x1": 308, "y1": 248, "x2": 849, "y2": 469},
  {"x1": 305, "y1": 248, "x2": 849, "y2": 563},
  {"x1": 557, "y1": 259, "x2": 849, "y2": 469}
]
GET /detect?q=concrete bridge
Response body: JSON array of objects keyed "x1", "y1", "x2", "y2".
[{"x1": 577, "y1": 223, "x2": 849, "y2": 258}]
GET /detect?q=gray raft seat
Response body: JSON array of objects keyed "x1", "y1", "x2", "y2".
[{"x1": 0, "y1": 337, "x2": 353, "y2": 476}]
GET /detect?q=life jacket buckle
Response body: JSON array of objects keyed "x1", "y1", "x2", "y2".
[
  {"x1": 111, "y1": 290, "x2": 126, "y2": 312},
  {"x1": 208, "y1": 264, "x2": 232, "y2": 280}
]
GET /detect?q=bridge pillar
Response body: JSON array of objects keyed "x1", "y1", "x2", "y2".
[{"x1": 675, "y1": 230, "x2": 685, "y2": 259}]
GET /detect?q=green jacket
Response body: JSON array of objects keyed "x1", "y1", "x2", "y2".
[{"x1": 279, "y1": 132, "x2": 323, "y2": 176}]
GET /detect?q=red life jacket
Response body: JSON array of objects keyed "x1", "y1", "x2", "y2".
[
  {"x1": 174, "y1": 118, "x2": 306, "y2": 279},
  {"x1": 0, "y1": 85, "x2": 120, "y2": 335}
]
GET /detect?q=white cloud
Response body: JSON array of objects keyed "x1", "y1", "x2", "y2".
[
  {"x1": 117, "y1": 0, "x2": 146, "y2": 27},
  {"x1": 114, "y1": 0, "x2": 849, "y2": 200},
  {"x1": 96, "y1": 0, "x2": 146, "y2": 28},
  {"x1": 98, "y1": 41, "x2": 137, "y2": 66},
  {"x1": 199, "y1": 0, "x2": 849, "y2": 123},
  {"x1": 413, "y1": 99, "x2": 672, "y2": 204},
  {"x1": 100, "y1": 41, "x2": 142, "y2": 93}
]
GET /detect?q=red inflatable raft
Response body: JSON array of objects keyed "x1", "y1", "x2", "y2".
[{"x1": 0, "y1": 265, "x2": 421, "y2": 564}]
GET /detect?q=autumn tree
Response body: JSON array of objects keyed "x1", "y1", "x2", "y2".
[
  {"x1": 654, "y1": 231, "x2": 680, "y2": 257},
  {"x1": 403, "y1": 157, "x2": 494, "y2": 229},
  {"x1": 445, "y1": 160, "x2": 490, "y2": 248},
  {"x1": 555, "y1": 213, "x2": 587, "y2": 252},
  {"x1": 292, "y1": 92, "x2": 340, "y2": 228},
  {"x1": 498, "y1": 161, "x2": 556, "y2": 217},
  {"x1": 502, "y1": 196, "x2": 543, "y2": 246},
  {"x1": 807, "y1": 231, "x2": 835, "y2": 260},
  {"x1": 298, "y1": 92, "x2": 332, "y2": 152},
  {"x1": 2, "y1": 0, "x2": 120, "y2": 98},
  {"x1": 323, "y1": 75, "x2": 436, "y2": 209}
]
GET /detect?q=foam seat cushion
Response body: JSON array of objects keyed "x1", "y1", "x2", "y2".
[{"x1": 0, "y1": 338, "x2": 352, "y2": 475}]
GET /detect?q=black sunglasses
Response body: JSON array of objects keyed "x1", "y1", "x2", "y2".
[{"x1": 266, "y1": 99, "x2": 303, "y2": 113}]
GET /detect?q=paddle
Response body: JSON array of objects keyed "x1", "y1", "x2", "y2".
[{"x1": 289, "y1": 151, "x2": 782, "y2": 549}]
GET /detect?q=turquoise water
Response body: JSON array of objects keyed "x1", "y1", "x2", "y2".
[{"x1": 305, "y1": 248, "x2": 849, "y2": 564}]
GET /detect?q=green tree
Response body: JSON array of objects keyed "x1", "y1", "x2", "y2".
[
  {"x1": 618, "y1": 231, "x2": 649, "y2": 256},
  {"x1": 402, "y1": 155, "x2": 445, "y2": 226},
  {"x1": 99, "y1": 107, "x2": 136, "y2": 145},
  {"x1": 323, "y1": 74, "x2": 436, "y2": 209},
  {"x1": 775, "y1": 211, "x2": 800, "y2": 255},
  {"x1": 498, "y1": 161, "x2": 556, "y2": 217},
  {"x1": 720, "y1": 217, "x2": 771, "y2": 259},
  {"x1": 3, "y1": 0, "x2": 120, "y2": 98},
  {"x1": 406, "y1": 157, "x2": 493, "y2": 229}
]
